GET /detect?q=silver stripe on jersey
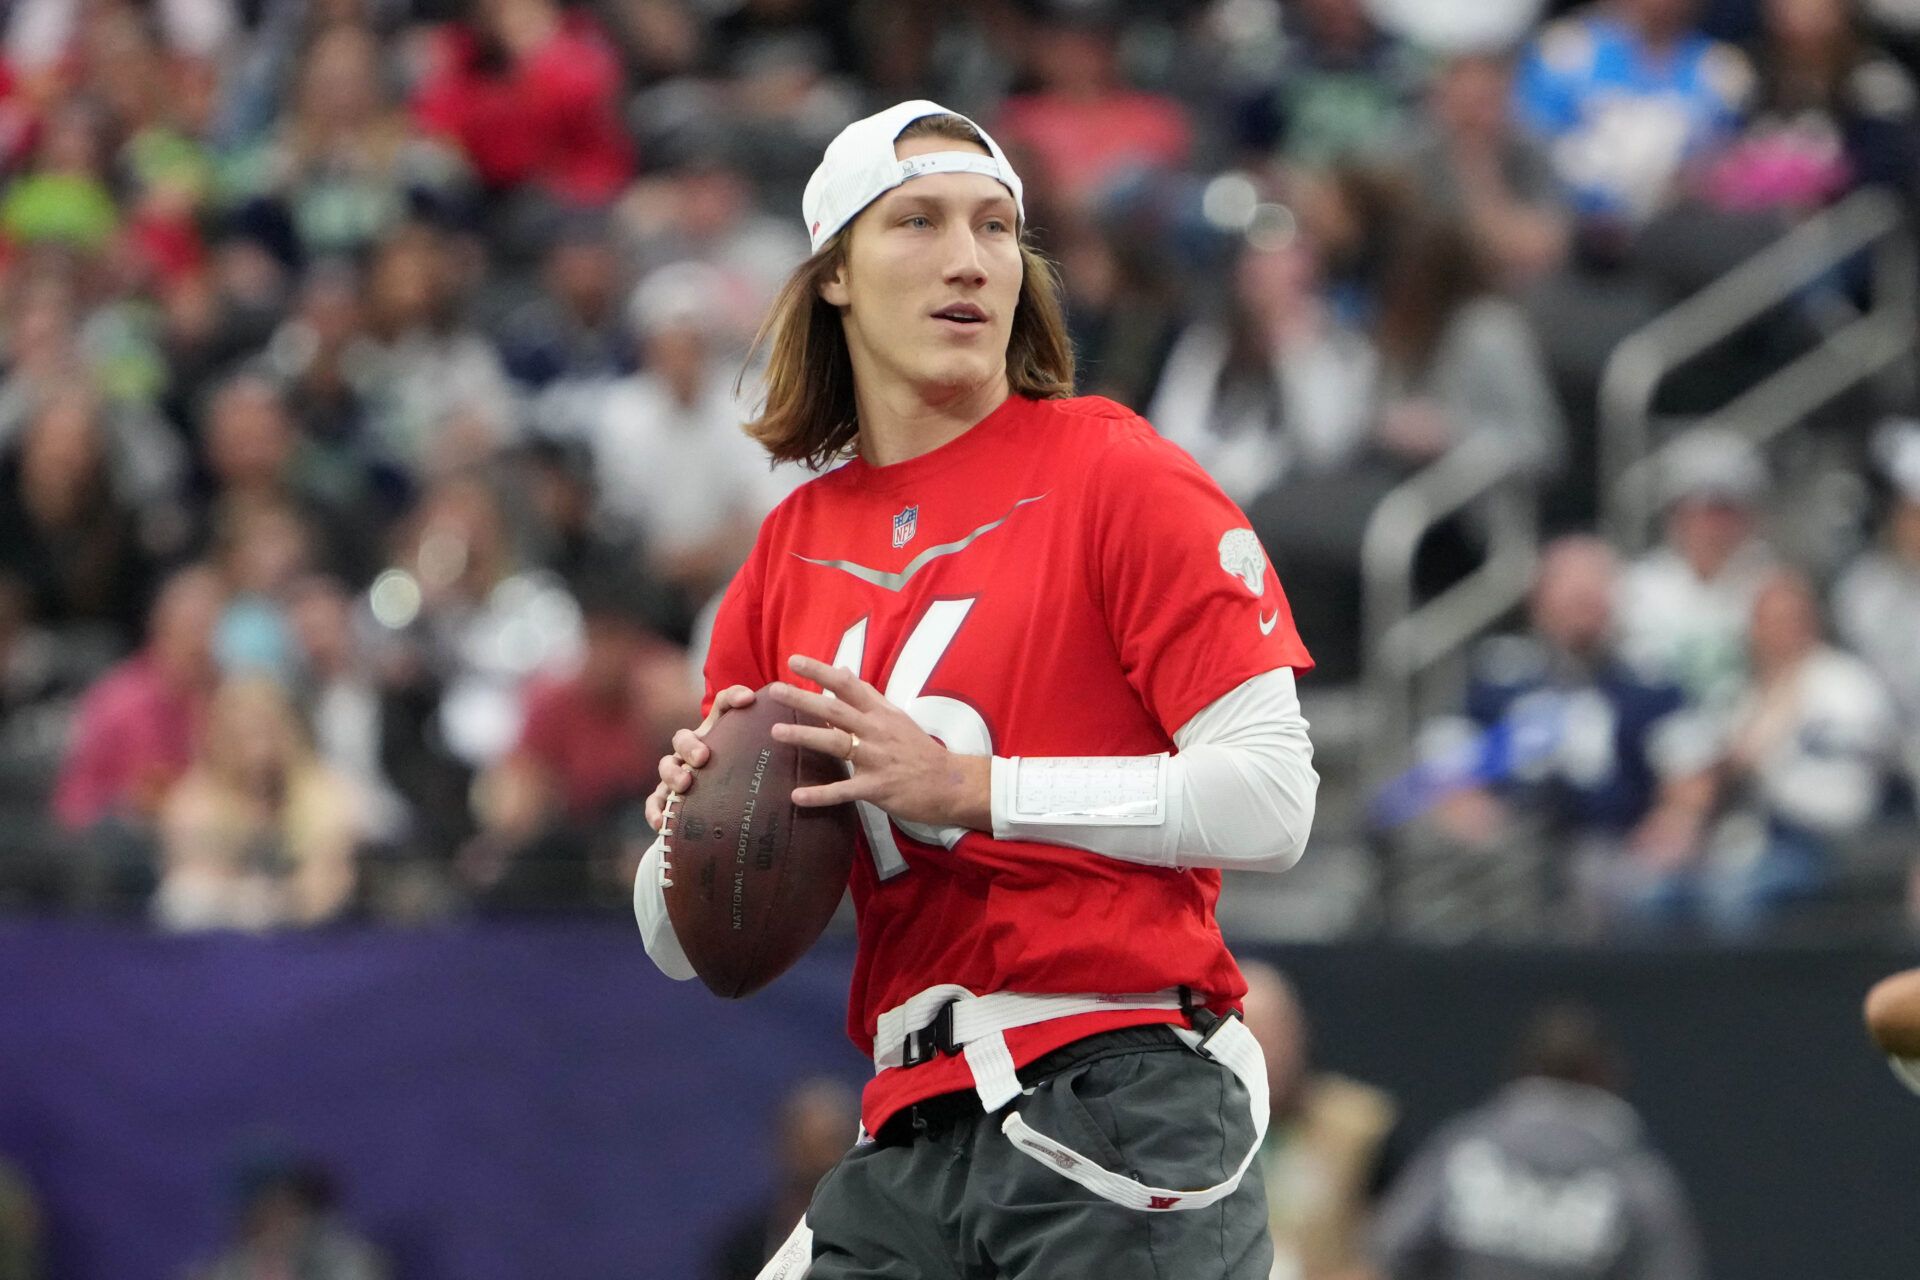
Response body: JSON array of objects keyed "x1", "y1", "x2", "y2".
[{"x1": 791, "y1": 493, "x2": 1049, "y2": 592}]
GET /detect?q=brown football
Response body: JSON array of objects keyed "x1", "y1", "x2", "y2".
[
  {"x1": 662, "y1": 692, "x2": 858, "y2": 998},
  {"x1": 1865, "y1": 967, "x2": 1920, "y2": 1059}
]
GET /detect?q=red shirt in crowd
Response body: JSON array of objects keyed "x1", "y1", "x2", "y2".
[
  {"x1": 514, "y1": 673, "x2": 659, "y2": 820},
  {"x1": 413, "y1": 14, "x2": 634, "y2": 205},
  {"x1": 993, "y1": 90, "x2": 1192, "y2": 207},
  {"x1": 701, "y1": 394, "x2": 1311, "y2": 1132},
  {"x1": 53, "y1": 654, "x2": 204, "y2": 830}
]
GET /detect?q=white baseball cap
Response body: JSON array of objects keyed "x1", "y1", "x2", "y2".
[
  {"x1": 801, "y1": 99, "x2": 1024, "y2": 254},
  {"x1": 1659, "y1": 428, "x2": 1767, "y2": 509}
]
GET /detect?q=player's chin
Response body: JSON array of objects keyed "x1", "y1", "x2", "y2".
[{"x1": 918, "y1": 351, "x2": 999, "y2": 389}]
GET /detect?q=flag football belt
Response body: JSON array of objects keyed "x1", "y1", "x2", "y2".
[
  {"x1": 871, "y1": 984, "x2": 1271, "y2": 1214},
  {"x1": 751, "y1": 987, "x2": 1271, "y2": 1279}
]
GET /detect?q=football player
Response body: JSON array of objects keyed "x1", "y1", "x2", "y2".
[{"x1": 636, "y1": 100, "x2": 1319, "y2": 1278}]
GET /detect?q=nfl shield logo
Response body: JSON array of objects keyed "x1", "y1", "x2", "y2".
[{"x1": 892, "y1": 504, "x2": 919, "y2": 549}]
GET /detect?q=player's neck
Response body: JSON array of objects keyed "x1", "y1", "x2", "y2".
[{"x1": 852, "y1": 371, "x2": 1011, "y2": 468}]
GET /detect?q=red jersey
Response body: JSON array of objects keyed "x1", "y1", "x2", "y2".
[{"x1": 702, "y1": 394, "x2": 1312, "y2": 1132}]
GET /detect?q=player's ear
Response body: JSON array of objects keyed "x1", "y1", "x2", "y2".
[{"x1": 817, "y1": 261, "x2": 850, "y2": 308}]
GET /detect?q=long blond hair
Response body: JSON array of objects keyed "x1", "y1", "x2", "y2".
[{"x1": 741, "y1": 114, "x2": 1075, "y2": 470}]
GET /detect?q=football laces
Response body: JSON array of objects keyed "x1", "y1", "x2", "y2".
[{"x1": 659, "y1": 792, "x2": 679, "y2": 888}]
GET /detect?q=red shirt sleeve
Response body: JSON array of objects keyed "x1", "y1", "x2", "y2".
[
  {"x1": 1089, "y1": 423, "x2": 1312, "y2": 737},
  {"x1": 699, "y1": 540, "x2": 772, "y2": 718}
]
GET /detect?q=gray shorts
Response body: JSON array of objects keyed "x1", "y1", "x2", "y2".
[{"x1": 807, "y1": 1024, "x2": 1273, "y2": 1279}]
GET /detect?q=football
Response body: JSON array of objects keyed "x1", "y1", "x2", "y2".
[
  {"x1": 662, "y1": 693, "x2": 859, "y2": 998},
  {"x1": 1865, "y1": 967, "x2": 1920, "y2": 1059}
]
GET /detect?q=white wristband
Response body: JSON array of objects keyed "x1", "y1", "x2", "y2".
[{"x1": 996, "y1": 755, "x2": 1168, "y2": 826}]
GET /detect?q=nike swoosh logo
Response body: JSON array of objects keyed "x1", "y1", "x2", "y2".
[
  {"x1": 793, "y1": 494, "x2": 1049, "y2": 592},
  {"x1": 1259, "y1": 611, "x2": 1278, "y2": 635}
]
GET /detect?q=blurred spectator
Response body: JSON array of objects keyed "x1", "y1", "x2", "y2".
[
  {"x1": 1385, "y1": 538, "x2": 1691, "y2": 933},
  {"x1": 591, "y1": 262, "x2": 789, "y2": 601},
  {"x1": 1612, "y1": 567, "x2": 1897, "y2": 935},
  {"x1": 1702, "y1": 0, "x2": 1920, "y2": 212},
  {"x1": 0, "y1": 383, "x2": 158, "y2": 648},
  {"x1": 1514, "y1": 0, "x2": 1752, "y2": 227},
  {"x1": 616, "y1": 143, "x2": 810, "y2": 346},
  {"x1": 500, "y1": 436, "x2": 605, "y2": 568},
  {"x1": 45, "y1": 560, "x2": 223, "y2": 913},
  {"x1": 1834, "y1": 419, "x2": 1920, "y2": 794},
  {"x1": 209, "y1": 493, "x2": 316, "y2": 680},
  {"x1": 599, "y1": 0, "x2": 703, "y2": 88},
  {"x1": 1049, "y1": 213, "x2": 1184, "y2": 409},
  {"x1": 499, "y1": 437, "x2": 695, "y2": 640},
  {"x1": 190, "y1": 371, "x2": 378, "y2": 588},
  {"x1": 368, "y1": 474, "x2": 582, "y2": 771},
  {"x1": 52, "y1": 562, "x2": 224, "y2": 834},
  {"x1": 219, "y1": 21, "x2": 470, "y2": 261},
  {"x1": 1615, "y1": 429, "x2": 1775, "y2": 710},
  {"x1": 708, "y1": 0, "x2": 862, "y2": 80},
  {"x1": 175, "y1": 230, "x2": 298, "y2": 387},
  {"x1": 285, "y1": 575, "x2": 407, "y2": 846},
  {"x1": 0, "y1": 1153, "x2": 41, "y2": 1280},
  {"x1": 85, "y1": 4, "x2": 216, "y2": 288},
  {"x1": 1232, "y1": 0, "x2": 1424, "y2": 170},
  {"x1": 0, "y1": 97, "x2": 119, "y2": 257},
  {"x1": 412, "y1": 0, "x2": 634, "y2": 209},
  {"x1": 711, "y1": 16, "x2": 862, "y2": 217},
  {"x1": 1369, "y1": 219, "x2": 1564, "y2": 477},
  {"x1": 0, "y1": 574, "x2": 100, "y2": 904},
  {"x1": 462, "y1": 570, "x2": 690, "y2": 908},
  {"x1": 6, "y1": 0, "x2": 234, "y2": 72},
  {"x1": 155, "y1": 268, "x2": 265, "y2": 440},
  {"x1": 1149, "y1": 221, "x2": 1376, "y2": 504},
  {"x1": 0, "y1": 269, "x2": 190, "y2": 522},
  {"x1": 707, "y1": 1076, "x2": 858, "y2": 1280},
  {"x1": 357, "y1": 222, "x2": 516, "y2": 479},
  {"x1": 496, "y1": 212, "x2": 631, "y2": 390},
  {"x1": 196, "y1": 1147, "x2": 386, "y2": 1280},
  {"x1": 154, "y1": 673, "x2": 367, "y2": 931},
  {"x1": 0, "y1": 267, "x2": 88, "y2": 449},
  {"x1": 1371, "y1": 1002, "x2": 1705, "y2": 1280},
  {"x1": 1241, "y1": 961, "x2": 1398, "y2": 1280},
  {"x1": 258, "y1": 261, "x2": 383, "y2": 495},
  {"x1": 993, "y1": 2, "x2": 1193, "y2": 212},
  {"x1": 494, "y1": 212, "x2": 633, "y2": 441},
  {"x1": 1395, "y1": 51, "x2": 1571, "y2": 288},
  {"x1": 849, "y1": 1, "x2": 1015, "y2": 116}
]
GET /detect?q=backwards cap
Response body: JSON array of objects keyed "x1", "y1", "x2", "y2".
[{"x1": 801, "y1": 99, "x2": 1024, "y2": 254}]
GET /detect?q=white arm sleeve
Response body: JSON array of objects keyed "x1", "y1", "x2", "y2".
[
  {"x1": 633, "y1": 835, "x2": 697, "y2": 981},
  {"x1": 989, "y1": 668, "x2": 1317, "y2": 873}
]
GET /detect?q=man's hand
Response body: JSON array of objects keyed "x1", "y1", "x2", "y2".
[
  {"x1": 766, "y1": 655, "x2": 989, "y2": 831},
  {"x1": 644, "y1": 685, "x2": 757, "y2": 831}
]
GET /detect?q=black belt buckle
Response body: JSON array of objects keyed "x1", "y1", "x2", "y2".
[
  {"x1": 901, "y1": 1000, "x2": 958, "y2": 1067},
  {"x1": 1180, "y1": 984, "x2": 1235, "y2": 1057}
]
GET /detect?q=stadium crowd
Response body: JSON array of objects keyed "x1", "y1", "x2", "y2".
[{"x1": 0, "y1": 0, "x2": 1918, "y2": 940}]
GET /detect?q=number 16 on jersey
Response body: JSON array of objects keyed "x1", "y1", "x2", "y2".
[{"x1": 827, "y1": 598, "x2": 991, "y2": 878}]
